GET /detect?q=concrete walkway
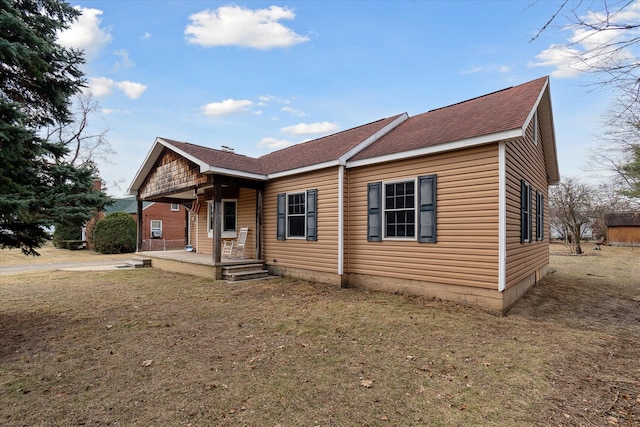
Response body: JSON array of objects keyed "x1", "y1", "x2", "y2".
[{"x1": 0, "y1": 258, "x2": 133, "y2": 275}]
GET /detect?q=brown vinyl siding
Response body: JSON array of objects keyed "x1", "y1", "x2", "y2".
[
  {"x1": 346, "y1": 144, "x2": 500, "y2": 289},
  {"x1": 263, "y1": 168, "x2": 339, "y2": 274},
  {"x1": 505, "y1": 112, "x2": 549, "y2": 289},
  {"x1": 236, "y1": 188, "x2": 257, "y2": 257}
]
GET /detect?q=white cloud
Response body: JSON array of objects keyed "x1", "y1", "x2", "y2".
[
  {"x1": 202, "y1": 99, "x2": 254, "y2": 116},
  {"x1": 259, "y1": 137, "x2": 294, "y2": 149},
  {"x1": 530, "y1": 1, "x2": 640, "y2": 78},
  {"x1": 142, "y1": 32, "x2": 152, "y2": 40},
  {"x1": 85, "y1": 77, "x2": 147, "y2": 99},
  {"x1": 281, "y1": 121, "x2": 339, "y2": 135},
  {"x1": 282, "y1": 106, "x2": 307, "y2": 117},
  {"x1": 57, "y1": 7, "x2": 112, "y2": 61},
  {"x1": 185, "y1": 5, "x2": 309, "y2": 49},
  {"x1": 86, "y1": 76, "x2": 114, "y2": 97},
  {"x1": 115, "y1": 81, "x2": 147, "y2": 99},
  {"x1": 530, "y1": 44, "x2": 587, "y2": 78}
]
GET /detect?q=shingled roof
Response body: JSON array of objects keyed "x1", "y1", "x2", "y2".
[
  {"x1": 129, "y1": 76, "x2": 557, "y2": 195},
  {"x1": 351, "y1": 76, "x2": 548, "y2": 161},
  {"x1": 259, "y1": 114, "x2": 405, "y2": 174}
]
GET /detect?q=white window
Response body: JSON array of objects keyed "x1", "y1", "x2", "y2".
[
  {"x1": 287, "y1": 192, "x2": 306, "y2": 238},
  {"x1": 208, "y1": 200, "x2": 237, "y2": 238},
  {"x1": 383, "y1": 180, "x2": 416, "y2": 239},
  {"x1": 170, "y1": 203, "x2": 180, "y2": 211},
  {"x1": 222, "y1": 199, "x2": 237, "y2": 238},
  {"x1": 150, "y1": 220, "x2": 162, "y2": 238}
]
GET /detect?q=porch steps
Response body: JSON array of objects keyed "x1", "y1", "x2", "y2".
[
  {"x1": 122, "y1": 256, "x2": 152, "y2": 269},
  {"x1": 222, "y1": 263, "x2": 270, "y2": 281}
]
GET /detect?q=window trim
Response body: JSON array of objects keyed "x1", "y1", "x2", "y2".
[
  {"x1": 382, "y1": 178, "x2": 417, "y2": 240},
  {"x1": 286, "y1": 191, "x2": 307, "y2": 239},
  {"x1": 221, "y1": 199, "x2": 237, "y2": 238},
  {"x1": 150, "y1": 220, "x2": 162, "y2": 239},
  {"x1": 208, "y1": 199, "x2": 238, "y2": 238},
  {"x1": 276, "y1": 189, "x2": 318, "y2": 241},
  {"x1": 170, "y1": 203, "x2": 180, "y2": 211}
]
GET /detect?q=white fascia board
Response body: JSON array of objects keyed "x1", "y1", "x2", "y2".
[
  {"x1": 202, "y1": 165, "x2": 268, "y2": 181},
  {"x1": 266, "y1": 160, "x2": 340, "y2": 179},
  {"x1": 346, "y1": 128, "x2": 523, "y2": 169},
  {"x1": 338, "y1": 113, "x2": 409, "y2": 165},
  {"x1": 128, "y1": 137, "x2": 166, "y2": 195},
  {"x1": 157, "y1": 138, "x2": 211, "y2": 172},
  {"x1": 522, "y1": 77, "x2": 549, "y2": 137}
]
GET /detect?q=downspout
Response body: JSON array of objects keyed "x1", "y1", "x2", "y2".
[
  {"x1": 338, "y1": 165, "x2": 344, "y2": 279},
  {"x1": 498, "y1": 142, "x2": 506, "y2": 292}
]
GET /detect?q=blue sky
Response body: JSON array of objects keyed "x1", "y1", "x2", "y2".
[{"x1": 58, "y1": 1, "x2": 627, "y2": 197}]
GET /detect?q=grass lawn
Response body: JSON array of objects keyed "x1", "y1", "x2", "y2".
[{"x1": 0, "y1": 243, "x2": 638, "y2": 426}]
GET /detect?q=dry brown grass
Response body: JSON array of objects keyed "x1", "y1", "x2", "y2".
[
  {"x1": 1, "y1": 243, "x2": 130, "y2": 266},
  {"x1": 0, "y1": 242, "x2": 638, "y2": 426}
]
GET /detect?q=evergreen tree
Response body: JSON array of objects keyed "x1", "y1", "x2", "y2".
[{"x1": 0, "y1": 0, "x2": 111, "y2": 255}]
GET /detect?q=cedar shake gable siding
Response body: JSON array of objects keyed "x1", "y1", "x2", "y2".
[{"x1": 351, "y1": 77, "x2": 548, "y2": 162}]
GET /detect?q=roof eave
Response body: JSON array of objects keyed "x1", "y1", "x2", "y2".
[{"x1": 202, "y1": 166, "x2": 268, "y2": 181}]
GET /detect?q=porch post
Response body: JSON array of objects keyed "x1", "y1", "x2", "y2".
[
  {"x1": 136, "y1": 199, "x2": 143, "y2": 252},
  {"x1": 255, "y1": 187, "x2": 263, "y2": 259},
  {"x1": 211, "y1": 182, "x2": 222, "y2": 264}
]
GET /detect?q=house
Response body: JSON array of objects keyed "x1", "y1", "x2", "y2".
[
  {"x1": 128, "y1": 76, "x2": 559, "y2": 312},
  {"x1": 86, "y1": 197, "x2": 188, "y2": 251},
  {"x1": 604, "y1": 211, "x2": 640, "y2": 246}
]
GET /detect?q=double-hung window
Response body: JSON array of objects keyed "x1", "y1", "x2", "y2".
[
  {"x1": 384, "y1": 180, "x2": 416, "y2": 238},
  {"x1": 287, "y1": 193, "x2": 306, "y2": 238},
  {"x1": 150, "y1": 220, "x2": 162, "y2": 238},
  {"x1": 208, "y1": 200, "x2": 237, "y2": 238},
  {"x1": 276, "y1": 189, "x2": 317, "y2": 241},
  {"x1": 222, "y1": 200, "x2": 237, "y2": 238},
  {"x1": 368, "y1": 175, "x2": 436, "y2": 243}
]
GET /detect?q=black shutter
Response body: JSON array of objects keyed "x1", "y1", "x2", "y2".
[
  {"x1": 367, "y1": 182, "x2": 382, "y2": 242},
  {"x1": 277, "y1": 193, "x2": 286, "y2": 241},
  {"x1": 536, "y1": 191, "x2": 544, "y2": 241},
  {"x1": 520, "y1": 180, "x2": 532, "y2": 243},
  {"x1": 306, "y1": 189, "x2": 317, "y2": 241},
  {"x1": 418, "y1": 175, "x2": 437, "y2": 243}
]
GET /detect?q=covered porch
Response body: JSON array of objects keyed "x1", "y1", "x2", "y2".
[{"x1": 128, "y1": 139, "x2": 268, "y2": 280}]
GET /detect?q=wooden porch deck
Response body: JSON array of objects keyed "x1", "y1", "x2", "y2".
[
  {"x1": 136, "y1": 250, "x2": 265, "y2": 280},
  {"x1": 137, "y1": 250, "x2": 263, "y2": 266}
]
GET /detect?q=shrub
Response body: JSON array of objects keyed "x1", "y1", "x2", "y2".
[
  {"x1": 52, "y1": 223, "x2": 82, "y2": 248},
  {"x1": 93, "y1": 212, "x2": 137, "y2": 254}
]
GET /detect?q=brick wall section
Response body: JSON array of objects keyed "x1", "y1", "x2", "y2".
[{"x1": 141, "y1": 202, "x2": 187, "y2": 251}]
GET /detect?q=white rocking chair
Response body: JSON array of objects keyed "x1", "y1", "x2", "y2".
[{"x1": 222, "y1": 227, "x2": 248, "y2": 259}]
